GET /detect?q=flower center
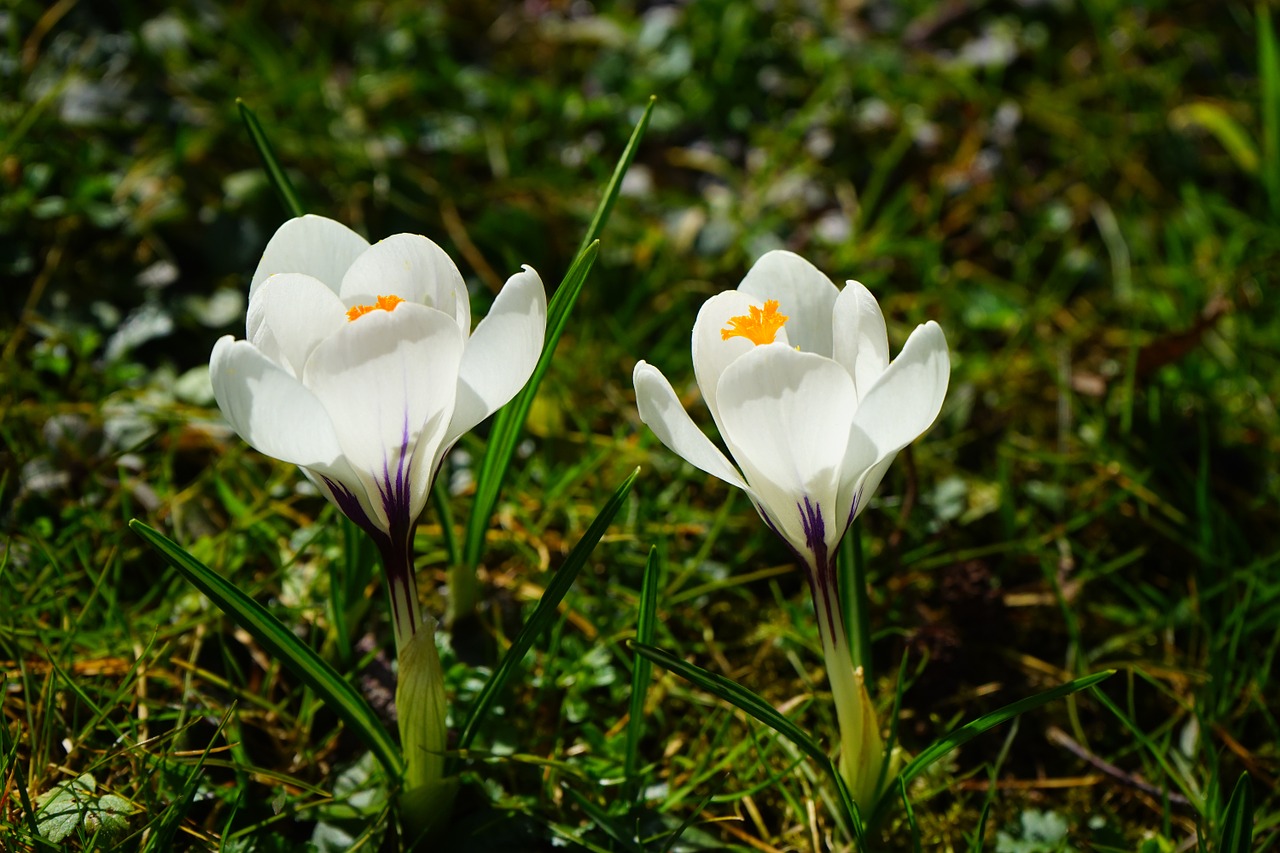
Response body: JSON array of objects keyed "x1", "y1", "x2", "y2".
[
  {"x1": 346, "y1": 294, "x2": 406, "y2": 322},
  {"x1": 721, "y1": 299, "x2": 788, "y2": 345}
]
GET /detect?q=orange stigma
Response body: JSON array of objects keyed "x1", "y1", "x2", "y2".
[
  {"x1": 346, "y1": 294, "x2": 406, "y2": 322},
  {"x1": 721, "y1": 299, "x2": 788, "y2": 345}
]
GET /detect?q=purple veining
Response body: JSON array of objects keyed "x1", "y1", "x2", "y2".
[
  {"x1": 321, "y1": 445, "x2": 419, "y2": 643},
  {"x1": 845, "y1": 485, "x2": 863, "y2": 532},
  {"x1": 798, "y1": 496, "x2": 827, "y2": 569},
  {"x1": 374, "y1": 413, "x2": 414, "y2": 536},
  {"x1": 797, "y1": 497, "x2": 841, "y2": 642},
  {"x1": 758, "y1": 503, "x2": 815, "y2": 591},
  {"x1": 321, "y1": 475, "x2": 388, "y2": 549},
  {"x1": 757, "y1": 496, "x2": 845, "y2": 643}
]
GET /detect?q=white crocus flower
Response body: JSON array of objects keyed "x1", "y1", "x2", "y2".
[
  {"x1": 633, "y1": 250, "x2": 949, "y2": 808},
  {"x1": 210, "y1": 214, "x2": 547, "y2": 651}
]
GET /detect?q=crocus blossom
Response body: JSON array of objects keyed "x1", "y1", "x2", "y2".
[
  {"x1": 210, "y1": 214, "x2": 547, "y2": 650},
  {"x1": 633, "y1": 250, "x2": 949, "y2": 806}
]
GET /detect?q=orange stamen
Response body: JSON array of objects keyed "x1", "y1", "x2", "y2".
[
  {"x1": 346, "y1": 294, "x2": 406, "y2": 322},
  {"x1": 721, "y1": 299, "x2": 788, "y2": 346}
]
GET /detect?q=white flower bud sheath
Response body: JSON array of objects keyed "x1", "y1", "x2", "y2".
[
  {"x1": 633, "y1": 251, "x2": 949, "y2": 806},
  {"x1": 211, "y1": 215, "x2": 547, "y2": 654}
]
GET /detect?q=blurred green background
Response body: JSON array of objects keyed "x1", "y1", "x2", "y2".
[{"x1": 3, "y1": 0, "x2": 1277, "y2": 850}]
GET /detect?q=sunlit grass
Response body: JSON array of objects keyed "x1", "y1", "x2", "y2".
[{"x1": 3, "y1": 0, "x2": 1279, "y2": 850}]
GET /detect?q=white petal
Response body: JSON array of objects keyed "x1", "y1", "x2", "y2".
[
  {"x1": 303, "y1": 303, "x2": 465, "y2": 530},
  {"x1": 833, "y1": 425, "x2": 883, "y2": 529},
  {"x1": 845, "y1": 451, "x2": 898, "y2": 524},
  {"x1": 851, "y1": 321, "x2": 949, "y2": 456},
  {"x1": 691, "y1": 290, "x2": 773, "y2": 433},
  {"x1": 296, "y1": 462, "x2": 385, "y2": 536},
  {"x1": 738, "y1": 250, "x2": 840, "y2": 357},
  {"x1": 209, "y1": 336, "x2": 346, "y2": 470},
  {"x1": 633, "y1": 361, "x2": 752, "y2": 495},
  {"x1": 832, "y1": 280, "x2": 889, "y2": 403},
  {"x1": 339, "y1": 234, "x2": 470, "y2": 334},
  {"x1": 211, "y1": 336, "x2": 385, "y2": 530},
  {"x1": 836, "y1": 321, "x2": 949, "y2": 524},
  {"x1": 445, "y1": 265, "x2": 547, "y2": 448},
  {"x1": 249, "y1": 215, "x2": 369, "y2": 299},
  {"x1": 692, "y1": 290, "x2": 795, "y2": 435},
  {"x1": 716, "y1": 345, "x2": 855, "y2": 560},
  {"x1": 246, "y1": 273, "x2": 349, "y2": 377}
]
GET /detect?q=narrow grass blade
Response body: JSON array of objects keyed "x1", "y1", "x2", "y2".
[
  {"x1": 899, "y1": 776, "x2": 922, "y2": 853},
  {"x1": 431, "y1": 475, "x2": 460, "y2": 568},
  {"x1": 1168, "y1": 103, "x2": 1260, "y2": 174},
  {"x1": 129, "y1": 520, "x2": 403, "y2": 778},
  {"x1": 236, "y1": 98, "x2": 304, "y2": 218},
  {"x1": 0, "y1": 702, "x2": 38, "y2": 835},
  {"x1": 631, "y1": 642, "x2": 825, "y2": 771},
  {"x1": 838, "y1": 521, "x2": 872, "y2": 678},
  {"x1": 462, "y1": 98, "x2": 656, "y2": 576},
  {"x1": 659, "y1": 771, "x2": 730, "y2": 853},
  {"x1": 624, "y1": 547, "x2": 663, "y2": 800},
  {"x1": 332, "y1": 514, "x2": 377, "y2": 665},
  {"x1": 872, "y1": 653, "x2": 911, "y2": 807},
  {"x1": 969, "y1": 799, "x2": 991, "y2": 853},
  {"x1": 1092, "y1": 686, "x2": 1198, "y2": 807},
  {"x1": 147, "y1": 706, "x2": 236, "y2": 851},
  {"x1": 631, "y1": 641, "x2": 866, "y2": 843},
  {"x1": 1216, "y1": 772, "x2": 1253, "y2": 853},
  {"x1": 461, "y1": 241, "x2": 599, "y2": 575},
  {"x1": 564, "y1": 787, "x2": 644, "y2": 853},
  {"x1": 576, "y1": 95, "x2": 656, "y2": 258},
  {"x1": 1259, "y1": 5, "x2": 1280, "y2": 220},
  {"x1": 856, "y1": 123, "x2": 914, "y2": 231},
  {"x1": 969, "y1": 718, "x2": 1017, "y2": 852},
  {"x1": 455, "y1": 468, "x2": 639, "y2": 754},
  {"x1": 872, "y1": 670, "x2": 1114, "y2": 825}
]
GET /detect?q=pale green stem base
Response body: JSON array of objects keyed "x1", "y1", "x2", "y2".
[
  {"x1": 395, "y1": 618, "x2": 458, "y2": 846},
  {"x1": 379, "y1": 539, "x2": 458, "y2": 843},
  {"x1": 808, "y1": 560, "x2": 889, "y2": 811}
]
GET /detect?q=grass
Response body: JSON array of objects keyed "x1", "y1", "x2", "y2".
[{"x1": 3, "y1": 0, "x2": 1279, "y2": 849}]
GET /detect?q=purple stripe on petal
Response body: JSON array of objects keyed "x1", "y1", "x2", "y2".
[
  {"x1": 798, "y1": 496, "x2": 827, "y2": 566},
  {"x1": 322, "y1": 476, "x2": 389, "y2": 548},
  {"x1": 797, "y1": 497, "x2": 841, "y2": 641},
  {"x1": 844, "y1": 485, "x2": 864, "y2": 533},
  {"x1": 757, "y1": 504, "x2": 811, "y2": 585},
  {"x1": 377, "y1": 409, "x2": 415, "y2": 542},
  {"x1": 760, "y1": 495, "x2": 849, "y2": 649},
  {"x1": 323, "y1": 473, "x2": 417, "y2": 642}
]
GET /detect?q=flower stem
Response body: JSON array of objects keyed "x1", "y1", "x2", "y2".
[
  {"x1": 805, "y1": 554, "x2": 886, "y2": 810},
  {"x1": 377, "y1": 531, "x2": 422, "y2": 659},
  {"x1": 396, "y1": 616, "x2": 458, "y2": 846},
  {"x1": 374, "y1": 530, "x2": 457, "y2": 844},
  {"x1": 840, "y1": 522, "x2": 874, "y2": 679}
]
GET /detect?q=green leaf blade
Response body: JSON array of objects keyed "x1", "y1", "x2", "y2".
[
  {"x1": 576, "y1": 95, "x2": 656, "y2": 258},
  {"x1": 1259, "y1": 5, "x2": 1280, "y2": 219},
  {"x1": 874, "y1": 670, "x2": 1115, "y2": 825},
  {"x1": 1217, "y1": 772, "x2": 1253, "y2": 853},
  {"x1": 456, "y1": 467, "x2": 639, "y2": 754},
  {"x1": 462, "y1": 97, "x2": 656, "y2": 576},
  {"x1": 462, "y1": 241, "x2": 601, "y2": 572},
  {"x1": 630, "y1": 640, "x2": 866, "y2": 843},
  {"x1": 624, "y1": 547, "x2": 663, "y2": 796},
  {"x1": 236, "y1": 98, "x2": 305, "y2": 218},
  {"x1": 129, "y1": 519, "x2": 403, "y2": 778}
]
